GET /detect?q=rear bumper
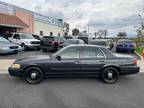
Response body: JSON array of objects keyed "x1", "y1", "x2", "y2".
[
  {"x1": 116, "y1": 47, "x2": 135, "y2": 51},
  {"x1": 119, "y1": 66, "x2": 140, "y2": 75}
]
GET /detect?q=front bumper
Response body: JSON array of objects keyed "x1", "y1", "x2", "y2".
[
  {"x1": 25, "y1": 44, "x2": 41, "y2": 49},
  {"x1": 8, "y1": 67, "x2": 23, "y2": 77},
  {"x1": 119, "y1": 66, "x2": 140, "y2": 75}
]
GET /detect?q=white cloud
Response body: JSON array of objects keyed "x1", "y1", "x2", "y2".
[{"x1": 1, "y1": 0, "x2": 144, "y2": 36}]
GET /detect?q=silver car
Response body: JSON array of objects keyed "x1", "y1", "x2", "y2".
[
  {"x1": 88, "y1": 39, "x2": 111, "y2": 50},
  {"x1": 0, "y1": 36, "x2": 22, "y2": 54}
]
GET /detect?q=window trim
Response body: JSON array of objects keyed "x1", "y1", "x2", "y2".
[
  {"x1": 55, "y1": 46, "x2": 82, "y2": 59},
  {"x1": 13, "y1": 34, "x2": 21, "y2": 39}
]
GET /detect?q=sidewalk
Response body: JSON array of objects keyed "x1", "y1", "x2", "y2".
[
  {"x1": 0, "y1": 59, "x2": 144, "y2": 73},
  {"x1": 0, "y1": 59, "x2": 15, "y2": 73}
]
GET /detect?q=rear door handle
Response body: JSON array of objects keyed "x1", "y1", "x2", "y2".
[
  {"x1": 99, "y1": 60, "x2": 105, "y2": 63},
  {"x1": 75, "y1": 61, "x2": 81, "y2": 64}
]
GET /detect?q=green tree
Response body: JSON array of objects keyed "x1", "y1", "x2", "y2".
[
  {"x1": 117, "y1": 32, "x2": 127, "y2": 38},
  {"x1": 72, "y1": 28, "x2": 80, "y2": 36},
  {"x1": 63, "y1": 22, "x2": 70, "y2": 37}
]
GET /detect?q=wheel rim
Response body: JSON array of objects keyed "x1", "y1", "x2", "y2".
[
  {"x1": 103, "y1": 70, "x2": 118, "y2": 83},
  {"x1": 21, "y1": 44, "x2": 25, "y2": 50},
  {"x1": 25, "y1": 69, "x2": 41, "y2": 84}
]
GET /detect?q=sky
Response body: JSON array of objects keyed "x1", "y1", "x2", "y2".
[{"x1": 1, "y1": 0, "x2": 144, "y2": 37}]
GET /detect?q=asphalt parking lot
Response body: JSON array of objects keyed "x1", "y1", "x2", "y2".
[
  {"x1": 0, "y1": 73, "x2": 144, "y2": 108},
  {"x1": 0, "y1": 50, "x2": 53, "y2": 59}
]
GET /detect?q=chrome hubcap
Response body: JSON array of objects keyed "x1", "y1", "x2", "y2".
[
  {"x1": 107, "y1": 72, "x2": 113, "y2": 79},
  {"x1": 31, "y1": 73, "x2": 37, "y2": 79}
]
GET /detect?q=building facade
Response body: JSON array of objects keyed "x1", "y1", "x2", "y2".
[{"x1": 0, "y1": 1, "x2": 63, "y2": 37}]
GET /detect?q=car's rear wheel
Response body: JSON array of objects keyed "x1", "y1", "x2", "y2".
[
  {"x1": 101, "y1": 67, "x2": 119, "y2": 84},
  {"x1": 23, "y1": 67, "x2": 44, "y2": 84}
]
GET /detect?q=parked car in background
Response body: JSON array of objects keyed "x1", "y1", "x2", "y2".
[
  {"x1": 63, "y1": 39, "x2": 85, "y2": 47},
  {"x1": 64, "y1": 36, "x2": 77, "y2": 40},
  {"x1": 9, "y1": 45, "x2": 140, "y2": 84},
  {"x1": 116, "y1": 39, "x2": 136, "y2": 53},
  {"x1": 0, "y1": 36, "x2": 22, "y2": 54},
  {"x1": 32, "y1": 34, "x2": 42, "y2": 41},
  {"x1": 89, "y1": 39, "x2": 111, "y2": 50},
  {"x1": 41, "y1": 36, "x2": 65, "y2": 52},
  {"x1": 8, "y1": 33, "x2": 41, "y2": 51},
  {"x1": 77, "y1": 36, "x2": 89, "y2": 44}
]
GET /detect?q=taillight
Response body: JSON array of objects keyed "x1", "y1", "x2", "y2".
[
  {"x1": 134, "y1": 59, "x2": 137, "y2": 65},
  {"x1": 53, "y1": 42, "x2": 59, "y2": 47}
]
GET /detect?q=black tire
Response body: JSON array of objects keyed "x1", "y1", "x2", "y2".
[
  {"x1": 21, "y1": 43, "x2": 27, "y2": 51},
  {"x1": 101, "y1": 67, "x2": 119, "y2": 84},
  {"x1": 131, "y1": 50, "x2": 135, "y2": 53},
  {"x1": 37, "y1": 47, "x2": 41, "y2": 51},
  {"x1": 23, "y1": 67, "x2": 44, "y2": 84}
]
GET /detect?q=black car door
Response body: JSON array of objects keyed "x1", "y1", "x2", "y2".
[
  {"x1": 49, "y1": 46, "x2": 82, "y2": 76},
  {"x1": 81, "y1": 46, "x2": 107, "y2": 76}
]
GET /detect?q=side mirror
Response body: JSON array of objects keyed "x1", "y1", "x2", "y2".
[{"x1": 56, "y1": 55, "x2": 61, "y2": 61}]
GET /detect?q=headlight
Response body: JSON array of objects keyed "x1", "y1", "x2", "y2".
[{"x1": 11, "y1": 64, "x2": 21, "y2": 69}]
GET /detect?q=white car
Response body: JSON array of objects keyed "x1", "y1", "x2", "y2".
[
  {"x1": 88, "y1": 39, "x2": 111, "y2": 50},
  {"x1": 9, "y1": 33, "x2": 41, "y2": 50}
]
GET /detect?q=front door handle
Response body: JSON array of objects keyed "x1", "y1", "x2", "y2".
[{"x1": 75, "y1": 61, "x2": 81, "y2": 64}]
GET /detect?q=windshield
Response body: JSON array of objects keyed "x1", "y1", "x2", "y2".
[
  {"x1": 21, "y1": 34, "x2": 34, "y2": 39},
  {"x1": 0, "y1": 37, "x2": 10, "y2": 43}
]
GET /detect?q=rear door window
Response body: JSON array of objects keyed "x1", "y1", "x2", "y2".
[{"x1": 83, "y1": 47, "x2": 105, "y2": 59}]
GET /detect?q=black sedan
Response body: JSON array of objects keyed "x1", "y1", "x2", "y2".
[{"x1": 9, "y1": 45, "x2": 140, "y2": 84}]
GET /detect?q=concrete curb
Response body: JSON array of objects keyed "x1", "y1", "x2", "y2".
[{"x1": 0, "y1": 59, "x2": 15, "y2": 72}]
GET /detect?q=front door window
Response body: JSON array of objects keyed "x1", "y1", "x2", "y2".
[{"x1": 59, "y1": 47, "x2": 81, "y2": 59}]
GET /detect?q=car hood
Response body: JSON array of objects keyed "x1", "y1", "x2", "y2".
[{"x1": 15, "y1": 55, "x2": 51, "y2": 63}]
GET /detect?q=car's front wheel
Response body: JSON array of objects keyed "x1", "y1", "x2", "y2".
[
  {"x1": 23, "y1": 67, "x2": 44, "y2": 84},
  {"x1": 21, "y1": 43, "x2": 27, "y2": 51},
  {"x1": 101, "y1": 67, "x2": 119, "y2": 84}
]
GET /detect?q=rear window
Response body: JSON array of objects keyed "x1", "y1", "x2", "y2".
[
  {"x1": 118, "y1": 40, "x2": 133, "y2": 44},
  {"x1": 55, "y1": 37, "x2": 65, "y2": 42}
]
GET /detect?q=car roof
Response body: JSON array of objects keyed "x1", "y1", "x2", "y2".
[{"x1": 66, "y1": 39, "x2": 82, "y2": 41}]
